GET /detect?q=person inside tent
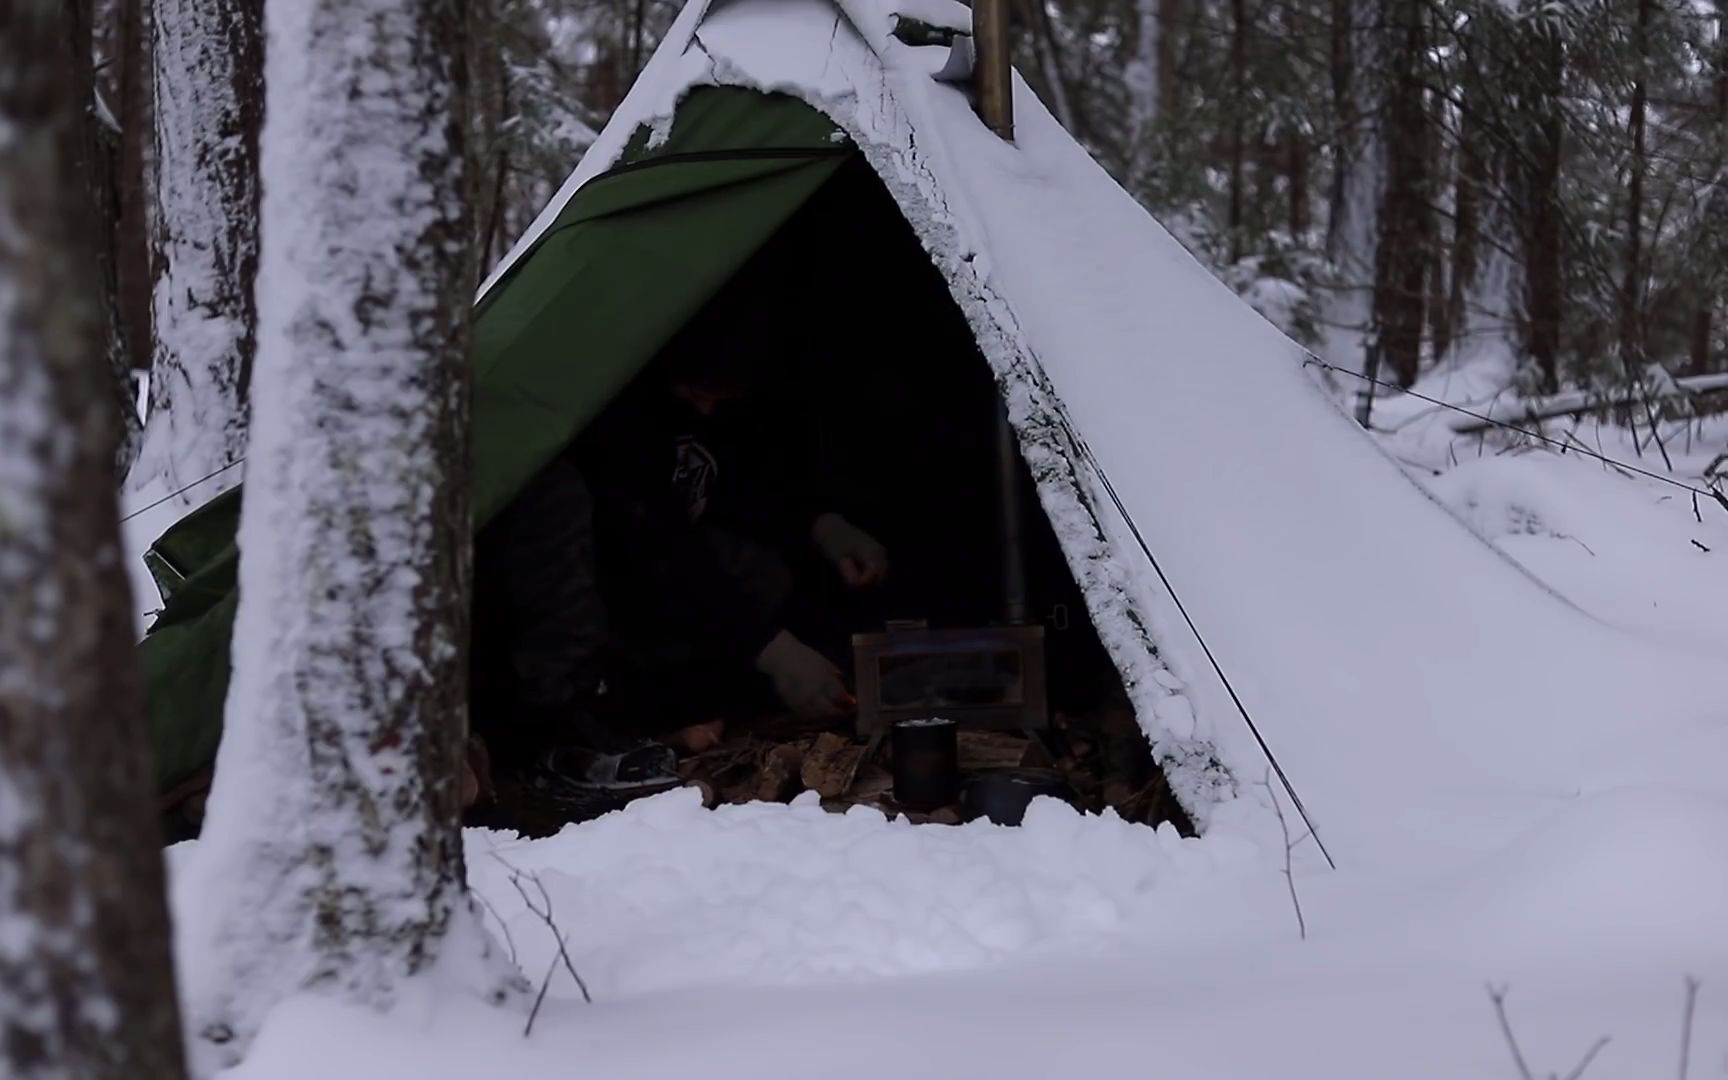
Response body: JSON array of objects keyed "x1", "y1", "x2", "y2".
[{"x1": 469, "y1": 337, "x2": 890, "y2": 798}]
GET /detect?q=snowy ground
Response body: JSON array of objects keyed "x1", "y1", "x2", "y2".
[
  {"x1": 212, "y1": 780, "x2": 1728, "y2": 1080},
  {"x1": 143, "y1": 408, "x2": 1728, "y2": 1080}
]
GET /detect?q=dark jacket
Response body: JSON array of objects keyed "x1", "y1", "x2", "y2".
[{"x1": 573, "y1": 381, "x2": 822, "y2": 661}]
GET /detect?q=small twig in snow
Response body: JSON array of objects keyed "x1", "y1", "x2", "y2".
[
  {"x1": 503, "y1": 865, "x2": 593, "y2": 1006},
  {"x1": 1261, "y1": 770, "x2": 1307, "y2": 941},
  {"x1": 470, "y1": 887, "x2": 518, "y2": 967},
  {"x1": 1488, "y1": 984, "x2": 1611, "y2": 1080},
  {"x1": 525, "y1": 949, "x2": 561, "y2": 1037},
  {"x1": 1561, "y1": 1036, "x2": 1611, "y2": 1080},
  {"x1": 1489, "y1": 985, "x2": 1537, "y2": 1080},
  {"x1": 1678, "y1": 976, "x2": 1699, "y2": 1080}
]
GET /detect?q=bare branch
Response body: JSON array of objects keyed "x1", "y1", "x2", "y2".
[
  {"x1": 1261, "y1": 770, "x2": 1307, "y2": 941},
  {"x1": 469, "y1": 887, "x2": 518, "y2": 968},
  {"x1": 1561, "y1": 1036, "x2": 1611, "y2": 1080},
  {"x1": 1488, "y1": 984, "x2": 1613, "y2": 1080},
  {"x1": 1488, "y1": 984, "x2": 1537, "y2": 1080},
  {"x1": 524, "y1": 950, "x2": 560, "y2": 1037},
  {"x1": 1678, "y1": 976, "x2": 1700, "y2": 1080},
  {"x1": 495, "y1": 858, "x2": 593, "y2": 1007}
]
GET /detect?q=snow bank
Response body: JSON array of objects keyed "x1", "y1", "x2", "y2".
[
  {"x1": 466, "y1": 789, "x2": 1246, "y2": 996},
  {"x1": 1417, "y1": 449, "x2": 1728, "y2": 654}
]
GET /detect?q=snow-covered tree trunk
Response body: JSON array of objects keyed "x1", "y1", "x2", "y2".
[
  {"x1": 1445, "y1": 32, "x2": 1523, "y2": 381},
  {"x1": 126, "y1": 0, "x2": 262, "y2": 504},
  {"x1": 1323, "y1": 0, "x2": 1384, "y2": 381},
  {"x1": 1122, "y1": 0, "x2": 1160, "y2": 187},
  {"x1": 177, "y1": 0, "x2": 492, "y2": 1071},
  {"x1": 0, "y1": 5, "x2": 188, "y2": 1078}
]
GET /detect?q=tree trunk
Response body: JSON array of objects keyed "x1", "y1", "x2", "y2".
[
  {"x1": 1521, "y1": 13, "x2": 1565, "y2": 393},
  {"x1": 1016, "y1": 0, "x2": 1077, "y2": 131},
  {"x1": 1689, "y1": 307, "x2": 1713, "y2": 374},
  {"x1": 1619, "y1": 0, "x2": 1651, "y2": 373},
  {"x1": 1689, "y1": 1, "x2": 1728, "y2": 375},
  {"x1": 1158, "y1": 0, "x2": 1183, "y2": 118},
  {"x1": 1325, "y1": 0, "x2": 1353, "y2": 253},
  {"x1": 1326, "y1": 0, "x2": 1383, "y2": 379},
  {"x1": 179, "y1": 0, "x2": 508, "y2": 1069},
  {"x1": 128, "y1": 0, "x2": 263, "y2": 503},
  {"x1": 1449, "y1": 31, "x2": 1523, "y2": 374},
  {"x1": 0, "y1": 6, "x2": 188, "y2": 1079},
  {"x1": 1227, "y1": 0, "x2": 1248, "y2": 263},
  {"x1": 1124, "y1": 0, "x2": 1161, "y2": 187},
  {"x1": 62, "y1": 0, "x2": 143, "y2": 469},
  {"x1": 114, "y1": 0, "x2": 154, "y2": 391},
  {"x1": 1369, "y1": 0, "x2": 1428, "y2": 388},
  {"x1": 1445, "y1": 74, "x2": 1486, "y2": 360}
]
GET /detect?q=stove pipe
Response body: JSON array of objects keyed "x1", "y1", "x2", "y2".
[
  {"x1": 972, "y1": 0, "x2": 1014, "y2": 139},
  {"x1": 972, "y1": 0, "x2": 1024, "y2": 623}
]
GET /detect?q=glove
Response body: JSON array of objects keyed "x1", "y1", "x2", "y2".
[
  {"x1": 811, "y1": 513, "x2": 889, "y2": 589},
  {"x1": 755, "y1": 630, "x2": 853, "y2": 718}
]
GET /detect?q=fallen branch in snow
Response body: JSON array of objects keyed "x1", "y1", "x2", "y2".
[
  {"x1": 1261, "y1": 771, "x2": 1308, "y2": 941},
  {"x1": 1678, "y1": 976, "x2": 1700, "y2": 1080},
  {"x1": 482, "y1": 854, "x2": 594, "y2": 1036},
  {"x1": 1448, "y1": 374, "x2": 1728, "y2": 436},
  {"x1": 1487, "y1": 984, "x2": 1611, "y2": 1080},
  {"x1": 501, "y1": 866, "x2": 594, "y2": 1010},
  {"x1": 526, "y1": 940, "x2": 571, "y2": 1037}
]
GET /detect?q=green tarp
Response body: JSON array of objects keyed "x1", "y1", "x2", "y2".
[{"x1": 142, "y1": 87, "x2": 852, "y2": 795}]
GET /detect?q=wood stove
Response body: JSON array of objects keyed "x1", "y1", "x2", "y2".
[{"x1": 852, "y1": 620, "x2": 1047, "y2": 737}]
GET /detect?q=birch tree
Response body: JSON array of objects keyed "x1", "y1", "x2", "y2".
[
  {"x1": 176, "y1": 0, "x2": 504, "y2": 1070},
  {"x1": 126, "y1": 0, "x2": 262, "y2": 503},
  {"x1": 0, "y1": 4, "x2": 187, "y2": 1078}
]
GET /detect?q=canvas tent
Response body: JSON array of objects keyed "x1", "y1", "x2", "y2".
[{"x1": 142, "y1": 0, "x2": 1719, "y2": 863}]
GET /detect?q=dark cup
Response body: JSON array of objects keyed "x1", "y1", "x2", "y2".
[
  {"x1": 961, "y1": 767, "x2": 1073, "y2": 825},
  {"x1": 891, "y1": 718, "x2": 959, "y2": 811}
]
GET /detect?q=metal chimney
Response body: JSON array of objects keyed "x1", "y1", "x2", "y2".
[{"x1": 969, "y1": 0, "x2": 1024, "y2": 622}]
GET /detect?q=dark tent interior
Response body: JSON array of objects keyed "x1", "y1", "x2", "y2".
[{"x1": 472, "y1": 154, "x2": 1193, "y2": 836}]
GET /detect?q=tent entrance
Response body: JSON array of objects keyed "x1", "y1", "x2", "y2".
[{"x1": 476, "y1": 153, "x2": 1195, "y2": 836}]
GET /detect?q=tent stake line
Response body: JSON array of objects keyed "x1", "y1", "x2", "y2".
[
  {"x1": 1059, "y1": 413, "x2": 1338, "y2": 870},
  {"x1": 121, "y1": 457, "x2": 246, "y2": 523}
]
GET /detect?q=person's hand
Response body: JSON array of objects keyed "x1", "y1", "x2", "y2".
[
  {"x1": 755, "y1": 630, "x2": 853, "y2": 718},
  {"x1": 812, "y1": 513, "x2": 888, "y2": 589},
  {"x1": 665, "y1": 719, "x2": 726, "y2": 755}
]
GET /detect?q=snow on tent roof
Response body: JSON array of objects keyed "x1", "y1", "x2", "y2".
[{"x1": 484, "y1": 0, "x2": 1721, "y2": 864}]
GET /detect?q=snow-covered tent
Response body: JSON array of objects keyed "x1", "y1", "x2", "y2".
[{"x1": 144, "y1": 0, "x2": 1718, "y2": 863}]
